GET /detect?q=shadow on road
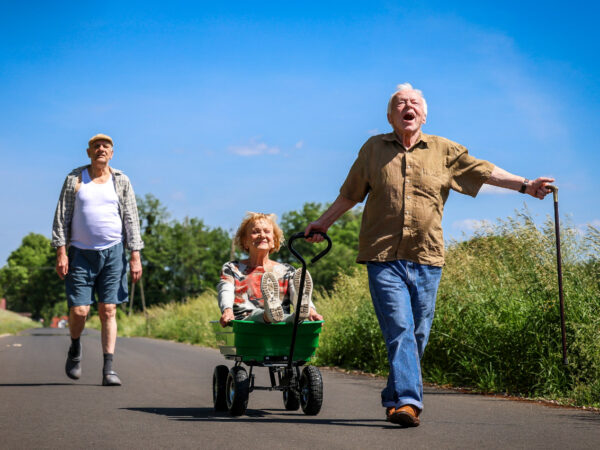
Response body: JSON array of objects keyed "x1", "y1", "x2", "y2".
[
  {"x1": 557, "y1": 413, "x2": 600, "y2": 424},
  {"x1": 123, "y1": 407, "x2": 399, "y2": 428},
  {"x1": 0, "y1": 383, "x2": 99, "y2": 387}
]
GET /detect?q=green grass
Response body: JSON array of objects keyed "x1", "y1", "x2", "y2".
[
  {"x1": 0, "y1": 309, "x2": 42, "y2": 335},
  {"x1": 314, "y1": 210, "x2": 600, "y2": 408},
  {"x1": 88, "y1": 290, "x2": 220, "y2": 347}
]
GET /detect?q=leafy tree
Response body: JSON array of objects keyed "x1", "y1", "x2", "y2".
[
  {"x1": 277, "y1": 202, "x2": 363, "y2": 291},
  {"x1": 0, "y1": 233, "x2": 64, "y2": 319},
  {"x1": 136, "y1": 195, "x2": 231, "y2": 307},
  {"x1": 137, "y1": 193, "x2": 170, "y2": 236}
]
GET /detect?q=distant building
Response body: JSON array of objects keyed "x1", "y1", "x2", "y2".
[
  {"x1": 51, "y1": 316, "x2": 69, "y2": 328},
  {"x1": 0, "y1": 298, "x2": 6, "y2": 310}
]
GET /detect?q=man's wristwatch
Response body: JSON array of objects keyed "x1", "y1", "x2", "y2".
[{"x1": 519, "y1": 178, "x2": 529, "y2": 194}]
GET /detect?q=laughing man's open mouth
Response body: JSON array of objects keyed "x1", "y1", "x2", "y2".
[{"x1": 403, "y1": 112, "x2": 415, "y2": 121}]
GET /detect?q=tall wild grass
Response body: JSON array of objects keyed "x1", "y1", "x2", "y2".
[
  {"x1": 315, "y1": 210, "x2": 600, "y2": 406},
  {"x1": 88, "y1": 291, "x2": 220, "y2": 347},
  {"x1": 89, "y1": 210, "x2": 599, "y2": 406}
]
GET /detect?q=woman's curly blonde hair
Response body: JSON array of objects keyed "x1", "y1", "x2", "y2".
[{"x1": 233, "y1": 212, "x2": 284, "y2": 254}]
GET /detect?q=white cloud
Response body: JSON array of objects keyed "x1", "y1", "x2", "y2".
[
  {"x1": 295, "y1": 140, "x2": 304, "y2": 149},
  {"x1": 452, "y1": 218, "x2": 493, "y2": 233},
  {"x1": 367, "y1": 128, "x2": 380, "y2": 136},
  {"x1": 228, "y1": 139, "x2": 280, "y2": 157},
  {"x1": 171, "y1": 191, "x2": 185, "y2": 201},
  {"x1": 479, "y1": 184, "x2": 514, "y2": 195}
]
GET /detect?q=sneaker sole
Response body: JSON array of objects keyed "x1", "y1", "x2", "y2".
[
  {"x1": 293, "y1": 269, "x2": 312, "y2": 320},
  {"x1": 261, "y1": 272, "x2": 284, "y2": 323}
]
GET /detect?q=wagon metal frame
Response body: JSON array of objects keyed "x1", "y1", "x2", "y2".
[{"x1": 211, "y1": 231, "x2": 332, "y2": 416}]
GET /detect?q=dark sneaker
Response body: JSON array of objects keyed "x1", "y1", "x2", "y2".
[
  {"x1": 65, "y1": 343, "x2": 82, "y2": 380},
  {"x1": 387, "y1": 405, "x2": 421, "y2": 427},
  {"x1": 292, "y1": 269, "x2": 312, "y2": 320},
  {"x1": 102, "y1": 371, "x2": 122, "y2": 386},
  {"x1": 261, "y1": 272, "x2": 284, "y2": 323}
]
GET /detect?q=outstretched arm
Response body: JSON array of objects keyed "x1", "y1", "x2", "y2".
[
  {"x1": 486, "y1": 166, "x2": 554, "y2": 200},
  {"x1": 304, "y1": 195, "x2": 358, "y2": 243}
]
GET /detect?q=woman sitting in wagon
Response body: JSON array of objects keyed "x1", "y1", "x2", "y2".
[{"x1": 217, "y1": 212, "x2": 322, "y2": 327}]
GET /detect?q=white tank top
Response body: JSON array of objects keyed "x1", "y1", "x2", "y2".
[{"x1": 70, "y1": 168, "x2": 123, "y2": 250}]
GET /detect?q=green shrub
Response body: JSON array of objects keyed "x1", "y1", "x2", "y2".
[
  {"x1": 315, "y1": 210, "x2": 600, "y2": 407},
  {"x1": 88, "y1": 291, "x2": 220, "y2": 347},
  {"x1": 423, "y1": 212, "x2": 600, "y2": 406},
  {"x1": 85, "y1": 209, "x2": 600, "y2": 407},
  {"x1": 313, "y1": 266, "x2": 388, "y2": 374}
]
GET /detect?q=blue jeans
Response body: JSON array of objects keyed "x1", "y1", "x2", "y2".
[{"x1": 367, "y1": 260, "x2": 443, "y2": 411}]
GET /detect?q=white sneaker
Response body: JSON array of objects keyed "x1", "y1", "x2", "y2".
[
  {"x1": 292, "y1": 268, "x2": 312, "y2": 321},
  {"x1": 261, "y1": 272, "x2": 284, "y2": 323}
]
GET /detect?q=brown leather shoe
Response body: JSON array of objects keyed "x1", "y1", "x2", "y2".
[
  {"x1": 387, "y1": 405, "x2": 420, "y2": 427},
  {"x1": 386, "y1": 407, "x2": 394, "y2": 421}
]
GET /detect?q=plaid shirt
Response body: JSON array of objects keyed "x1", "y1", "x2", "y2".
[{"x1": 51, "y1": 165, "x2": 144, "y2": 251}]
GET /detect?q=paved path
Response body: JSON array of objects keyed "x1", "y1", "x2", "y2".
[{"x1": 1, "y1": 328, "x2": 598, "y2": 449}]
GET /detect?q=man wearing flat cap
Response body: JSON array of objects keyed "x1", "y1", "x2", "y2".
[{"x1": 52, "y1": 134, "x2": 143, "y2": 386}]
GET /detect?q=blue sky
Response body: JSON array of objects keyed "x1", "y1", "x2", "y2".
[{"x1": 1, "y1": 1, "x2": 599, "y2": 265}]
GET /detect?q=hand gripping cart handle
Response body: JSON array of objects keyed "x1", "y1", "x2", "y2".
[{"x1": 286, "y1": 231, "x2": 332, "y2": 370}]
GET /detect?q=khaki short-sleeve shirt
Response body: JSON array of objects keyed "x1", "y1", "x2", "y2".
[{"x1": 340, "y1": 132, "x2": 494, "y2": 266}]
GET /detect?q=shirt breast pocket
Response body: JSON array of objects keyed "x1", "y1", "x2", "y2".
[{"x1": 415, "y1": 167, "x2": 444, "y2": 199}]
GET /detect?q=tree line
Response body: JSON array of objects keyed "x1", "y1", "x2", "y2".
[{"x1": 0, "y1": 194, "x2": 362, "y2": 321}]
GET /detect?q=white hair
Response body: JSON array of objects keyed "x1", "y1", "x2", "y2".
[{"x1": 387, "y1": 83, "x2": 428, "y2": 116}]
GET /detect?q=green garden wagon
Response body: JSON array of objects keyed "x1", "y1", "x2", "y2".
[{"x1": 211, "y1": 232, "x2": 331, "y2": 417}]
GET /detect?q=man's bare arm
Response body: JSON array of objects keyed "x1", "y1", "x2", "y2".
[
  {"x1": 56, "y1": 246, "x2": 69, "y2": 279},
  {"x1": 486, "y1": 166, "x2": 554, "y2": 200},
  {"x1": 129, "y1": 250, "x2": 143, "y2": 283},
  {"x1": 304, "y1": 195, "x2": 358, "y2": 242}
]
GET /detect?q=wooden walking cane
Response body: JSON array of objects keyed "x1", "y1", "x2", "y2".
[{"x1": 547, "y1": 185, "x2": 568, "y2": 365}]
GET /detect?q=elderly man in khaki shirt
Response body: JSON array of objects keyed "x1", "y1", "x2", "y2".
[{"x1": 305, "y1": 83, "x2": 553, "y2": 427}]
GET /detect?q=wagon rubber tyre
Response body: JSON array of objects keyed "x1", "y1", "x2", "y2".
[
  {"x1": 226, "y1": 366, "x2": 250, "y2": 416},
  {"x1": 300, "y1": 366, "x2": 323, "y2": 415},
  {"x1": 213, "y1": 365, "x2": 229, "y2": 412},
  {"x1": 283, "y1": 388, "x2": 301, "y2": 411}
]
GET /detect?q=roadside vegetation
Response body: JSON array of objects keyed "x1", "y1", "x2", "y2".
[
  {"x1": 3, "y1": 195, "x2": 598, "y2": 407},
  {"x1": 87, "y1": 291, "x2": 221, "y2": 346},
  {"x1": 316, "y1": 211, "x2": 600, "y2": 408},
  {"x1": 0, "y1": 309, "x2": 42, "y2": 335}
]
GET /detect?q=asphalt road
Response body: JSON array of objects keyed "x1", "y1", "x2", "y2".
[{"x1": 1, "y1": 328, "x2": 599, "y2": 449}]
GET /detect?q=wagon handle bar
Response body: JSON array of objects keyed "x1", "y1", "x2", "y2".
[
  {"x1": 286, "y1": 231, "x2": 331, "y2": 370},
  {"x1": 288, "y1": 231, "x2": 332, "y2": 266}
]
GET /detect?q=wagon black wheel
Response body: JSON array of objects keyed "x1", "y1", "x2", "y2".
[
  {"x1": 226, "y1": 366, "x2": 249, "y2": 416},
  {"x1": 213, "y1": 365, "x2": 229, "y2": 412},
  {"x1": 300, "y1": 366, "x2": 323, "y2": 415},
  {"x1": 283, "y1": 388, "x2": 300, "y2": 411}
]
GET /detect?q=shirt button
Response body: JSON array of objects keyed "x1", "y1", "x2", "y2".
[{"x1": 406, "y1": 196, "x2": 411, "y2": 199}]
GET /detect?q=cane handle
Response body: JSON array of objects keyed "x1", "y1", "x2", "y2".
[{"x1": 547, "y1": 184, "x2": 558, "y2": 202}]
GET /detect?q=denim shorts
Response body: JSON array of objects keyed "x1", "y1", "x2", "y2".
[{"x1": 65, "y1": 242, "x2": 128, "y2": 307}]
